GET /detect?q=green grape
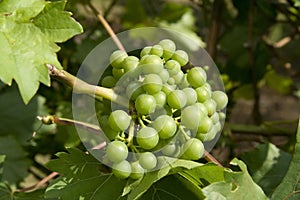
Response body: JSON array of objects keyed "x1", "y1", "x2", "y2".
[
  {"x1": 150, "y1": 44, "x2": 163, "y2": 57},
  {"x1": 99, "y1": 116, "x2": 119, "y2": 140},
  {"x1": 187, "y1": 67, "x2": 207, "y2": 88},
  {"x1": 197, "y1": 125, "x2": 218, "y2": 141},
  {"x1": 135, "y1": 94, "x2": 156, "y2": 115},
  {"x1": 219, "y1": 112, "x2": 226, "y2": 121},
  {"x1": 139, "y1": 152, "x2": 157, "y2": 170},
  {"x1": 161, "y1": 143, "x2": 177, "y2": 156},
  {"x1": 197, "y1": 116, "x2": 213, "y2": 133},
  {"x1": 165, "y1": 60, "x2": 181, "y2": 76},
  {"x1": 112, "y1": 160, "x2": 131, "y2": 179},
  {"x1": 195, "y1": 102, "x2": 208, "y2": 117},
  {"x1": 152, "y1": 115, "x2": 177, "y2": 139},
  {"x1": 101, "y1": 76, "x2": 116, "y2": 88},
  {"x1": 172, "y1": 70, "x2": 184, "y2": 84},
  {"x1": 108, "y1": 110, "x2": 131, "y2": 131},
  {"x1": 123, "y1": 56, "x2": 139, "y2": 72},
  {"x1": 210, "y1": 112, "x2": 220, "y2": 124},
  {"x1": 179, "y1": 74, "x2": 190, "y2": 89},
  {"x1": 212, "y1": 91, "x2": 228, "y2": 111},
  {"x1": 137, "y1": 126, "x2": 159, "y2": 149},
  {"x1": 203, "y1": 99, "x2": 217, "y2": 116},
  {"x1": 140, "y1": 46, "x2": 152, "y2": 57},
  {"x1": 153, "y1": 91, "x2": 167, "y2": 106},
  {"x1": 150, "y1": 105, "x2": 172, "y2": 119},
  {"x1": 142, "y1": 74, "x2": 163, "y2": 94},
  {"x1": 167, "y1": 77, "x2": 175, "y2": 85},
  {"x1": 130, "y1": 161, "x2": 144, "y2": 179},
  {"x1": 181, "y1": 104, "x2": 205, "y2": 130},
  {"x1": 159, "y1": 69, "x2": 170, "y2": 83},
  {"x1": 181, "y1": 138, "x2": 204, "y2": 160},
  {"x1": 140, "y1": 55, "x2": 164, "y2": 74},
  {"x1": 162, "y1": 84, "x2": 176, "y2": 95},
  {"x1": 159, "y1": 39, "x2": 176, "y2": 60},
  {"x1": 172, "y1": 50, "x2": 189, "y2": 66},
  {"x1": 167, "y1": 90, "x2": 187, "y2": 109},
  {"x1": 110, "y1": 50, "x2": 127, "y2": 69},
  {"x1": 106, "y1": 141, "x2": 128, "y2": 163},
  {"x1": 112, "y1": 68, "x2": 124, "y2": 80},
  {"x1": 195, "y1": 86, "x2": 211, "y2": 102},
  {"x1": 182, "y1": 88, "x2": 197, "y2": 105},
  {"x1": 126, "y1": 81, "x2": 144, "y2": 100}
]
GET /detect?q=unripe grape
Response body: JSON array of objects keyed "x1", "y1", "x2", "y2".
[
  {"x1": 140, "y1": 46, "x2": 151, "y2": 57},
  {"x1": 106, "y1": 141, "x2": 128, "y2": 163},
  {"x1": 130, "y1": 161, "x2": 144, "y2": 179},
  {"x1": 137, "y1": 127, "x2": 159, "y2": 149},
  {"x1": 158, "y1": 69, "x2": 170, "y2": 83},
  {"x1": 152, "y1": 115, "x2": 177, "y2": 139},
  {"x1": 140, "y1": 55, "x2": 164, "y2": 74},
  {"x1": 212, "y1": 91, "x2": 228, "y2": 111},
  {"x1": 126, "y1": 81, "x2": 144, "y2": 100},
  {"x1": 172, "y1": 70, "x2": 184, "y2": 84},
  {"x1": 112, "y1": 160, "x2": 131, "y2": 179},
  {"x1": 135, "y1": 94, "x2": 156, "y2": 115},
  {"x1": 123, "y1": 56, "x2": 139, "y2": 72},
  {"x1": 210, "y1": 112, "x2": 220, "y2": 124},
  {"x1": 101, "y1": 76, "x2": 116, "y2": 88},
  {"x1": 197, "y1": 116, "x2": 213, "y2": 133},
  {"x1": 172, "y1": 50, "x2": 189, "y2": 66},
  {"x1": 112, "y1": 68, "x2": 124, "y2": 80},
  {"x1": 167, "y1": 90, "x2": 187, "y2": 109},
  {"x1": 181, "y1": 104, "x2": 205, "y2": 130},
  {"x1": 203, "y1": 99, "x2": 217, "y2": 116},
  {"x1": 195, "y1": 86, "x2": 211, "y2": 102},
  {"x1": 159, "y1": 39, "x2": 176, "y2": 60},
  {"x1": 161, "y1": 143, "x2": 177, "y2": 156},
  {"x1": 182, "y1": 88, "x2": 197, "y2": 105},
  {"x1": 142, "y1": 74, "x2": 163, "y2": 94},
  {"x1": 110, "y1": 50, "x2": 127, "y2": 69},
  {"x1": 181, "y1": 138, "x2": 204, "y2": 160},
  {"x1": 187, "y1": 67, "x2": 207, "y2": 88},
  {"x1": 165, "y1": 60, "x2": 181, "y2": 76},
  {"x1": 139, "y1": 152, "x2": 157, "y2": 170},
  {"x1": 99, "y1": 116, "x2": 119, "y2": 140},
  {"x1": 153, "y1": 91, "x2": 167, "y2": 106},
  {"x1": 150, "y1": 45, "x2": 163, "y2": 57},
  {"x1": 162, "y1": 84, "x2": 176, "y2": 95},
  {"x1": 108, "y1": 110, "x2": 131, "y2": 132}
]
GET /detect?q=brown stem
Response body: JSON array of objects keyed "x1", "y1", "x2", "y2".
[
  {"x1": 87, "y1": 1, "x2": 125, "y2": 51},
  {"x1": 204, "y1": 151, "x2": 223, "y2": 167},
  {"x1": 15, "y1": 172, "x2": 59, "y2": 193},
  {"x1": 248, "y1": 0, "x2": 262, "y2": 124}
]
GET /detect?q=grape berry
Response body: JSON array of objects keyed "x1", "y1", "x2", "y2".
[{"x1": 99, "y1": 39, "x2": 228, "y2": 179}]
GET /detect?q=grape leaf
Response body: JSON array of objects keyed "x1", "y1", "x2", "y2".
[
  {"x1": 271, "y1": 117, "x2": 300, "y2": 199},
  {"x1": 45, "y1": 148, "x2": 126, "y2": 199},
  {"x1": 126, "y1": 157, "x2": 202, "y2": 200},
  {"x1": 202, "y1": 159, "x2": 267, "y2": 200},
  {"x1": 0, "y1": 136, "x2": 31, "y2": 184},
  {"x1": 0, "y1": 182, "x2": 11, "y2": 200},
  {"x1": 141, "y1": 174, "x2": 205, "y2": 200},
  {"x1": 241, "y1": 143, "x2": 291, "y2": 196},
  {"x1": 0, "y1": 0, "x2": 83, "y2": 104},
  {"x1": 0, "y1": 155, "x2": 5, "y2": 180}
]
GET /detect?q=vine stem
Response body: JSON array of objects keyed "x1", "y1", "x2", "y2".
[
  {"x1": 15, "y1": 172, "x2": 59, "y2": 193},
  {"x1": 204, "y1": 151, "x2": 223, "y2": 167},
  {"x1": 86, "y1": 1, "x2": 125, "y2": 51},
  {"x1": 47, "y1": 64, "x2": 128, "y2": 107}
]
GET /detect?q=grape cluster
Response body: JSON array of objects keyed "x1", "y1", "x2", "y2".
[{"x1": 99, "y1": 39, "x2": 228, "y2": 179}]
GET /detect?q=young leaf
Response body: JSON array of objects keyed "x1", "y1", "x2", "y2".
[
  {"x1": 202, "y1": 159, "x2": 267, "y2": 200},
  {"x1": 0, "y1": 0, "x2": 83, "y2": 104},
  {"x1": 45, "y1": 148, "x2": 126, "y2": 199},
  {"x1": 241, "y1": 143, "x2": 292, "y2": 196},
  {"x1": 272, "y1": 117, "x2": 300, "y2": 199}
]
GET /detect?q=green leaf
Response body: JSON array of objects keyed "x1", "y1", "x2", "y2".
[
  {"x1": 45, "y1": 148, "x2": 126, "y2": 199},
  {"x1": 0, "y1": 0, "x2": 83, "y2": 103},
  {"x1": 0, "y1": 136, "x2": 31, "y2": 184},
  {"x1": 0, "y1": 155, "x2": 5, "y2": 180},
  {"x1": 127, "y1": 157, "x2": 202, "y2": 200},
  {"x1": 0, "y1": 182, "x2": 11, "y2": 200},
  {"x1": 202, "y1": 159, "x2": 267, "y2": 200},
  {"x1": 272, "y1": 117, "x2": 300, "y2": 199},
  {"x1": 264, "y1": 69, "x2": 293, "y2": 94},
  {"x1": 241, "y1": 143, "x2": 291, "y2": 196},
  {"x1": 141, "y1": 174, "x2": 205, "y2": 200}
]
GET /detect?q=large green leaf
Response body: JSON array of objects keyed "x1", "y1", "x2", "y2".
[
  {"x1": 0, "y1": 136, "x2": 31, "y2": 184},
  {"x1": 0, "y1": 0, "x2": 83, "y2": 103},
  {"x1": 241, "y1": 143, "x2": 292, "y2": 196},
  {"x1": 45, "y1": 148, "x2": 126, "y2": 199},
  {"x1": 202, "y1": 159, "x2": 267, "y2": 199},
  {"x1": 271, "y1": 117, "x2": 300, "y2": 199},
  {"x1": 126, "y1": 157, "x2": 202, "y2": 200}
]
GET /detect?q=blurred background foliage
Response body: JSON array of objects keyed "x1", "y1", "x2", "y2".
[{"x1": 0, "y1": 0, "x2": 300, "y2": 194}]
